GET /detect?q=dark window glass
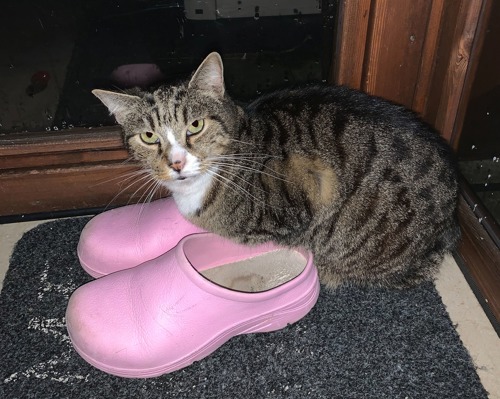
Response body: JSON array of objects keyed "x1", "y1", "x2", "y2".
[
  {"x1": 1, "y1": 0, "x2": 337, "y2": 133},
  {"x1": 458, "y1": 0, "x2": 500, "y2": 225}
]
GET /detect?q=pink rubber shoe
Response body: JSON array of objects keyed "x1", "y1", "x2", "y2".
[
  {"x1": 66, "y1": 233, "x2": 319, "y2": 378},
  {"x1": 78, "y1": 197, "x2": 205, "y2": 277}
]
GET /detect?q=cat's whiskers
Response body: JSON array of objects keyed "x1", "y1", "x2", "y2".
[
  {"x1": 89, "y1": 167, "x2": 148, "y2": 188},
  {"x1": 206, "y1": 163, "x2": 270, "y2": 196},
  {"x1": 206, "y1": 155, "x2": 289, "y2": 182},
  {"x1": 125, "y1": 172, "x2": 162, "y2": 206},
  {"x1": 206, "y1": 169, "x2": 266, "y2": 208},
  {"x1": 207, "y1": 160, "x2": 290, "y2": 183},
  {"x1": 212, "y1": 152, "x2": 282, "y2": 160},
  {"x1": 117, "y1": 155, "x2": 138, "y2": 165},
  {"x1": 227, "y1": 138, "x2": 259, "y2": 147},
  {"x1": 101, "y1": 171, "x2": 152, "y2": 208},
  {"x1": 144, "y1": 179, "x2": 164, "y2": 204},
  {"x1": 137, "y1": 179, "x2": 165, "y2": 222},
  {"x1": 206, "y1": 169, "x2": 281, "y2": 210},
  {"x1": 103, "y1": 171, "x2": 156, "y2": 211},
  {"x1": 134, "y1": 177, "x2": 158, "y2": 206}
]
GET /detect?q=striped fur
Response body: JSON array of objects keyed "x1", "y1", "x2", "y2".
[{"x1": 93, "y1": 53, "x2": 460, "y2": 289}]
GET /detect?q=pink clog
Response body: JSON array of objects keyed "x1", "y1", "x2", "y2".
[
  {"x1": 78, "y1": 197, "x2": 205, "y2": 277},
  {"x1": 66, "y1": 233, "x2": 319, "y2": 378}
]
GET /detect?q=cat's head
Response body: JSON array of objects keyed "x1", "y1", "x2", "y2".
[{"x1": 92, "y1": 52, "x2": 242, "y2": 191}]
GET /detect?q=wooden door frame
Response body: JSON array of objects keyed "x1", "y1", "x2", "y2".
[{"x1": 1, "y1": 0, "x2": 498, "y2": 328}]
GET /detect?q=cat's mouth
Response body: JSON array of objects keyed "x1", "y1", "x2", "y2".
[
  {"x1": 172, "y1": 172, "x2": 199, "y2": 182},
  {"x1": 168, "y1": 168, "x2": 205, "y2": 183},
  {"x1": 159, "y1": 174, "x2": 191, "y2": 184}
]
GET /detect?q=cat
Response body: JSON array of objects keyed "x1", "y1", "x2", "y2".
[{"x1": 92, "y1": 52, "x2": 460, "y2": 289}]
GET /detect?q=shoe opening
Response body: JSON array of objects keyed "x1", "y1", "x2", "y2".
[
  {"x1": 201, "y1": 249, "x2": 307, "y2": 292},
  {"x1": 183, "y1": 236, "x2": 307, "y2": 293}
]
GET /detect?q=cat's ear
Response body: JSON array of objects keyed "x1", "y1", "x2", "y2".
[
  {"x1": 188, "y1": 52, "x2": 225, "y2": 97},
  {"x1": 92, "y1": 89, "x2": 141, "y2": 124}
]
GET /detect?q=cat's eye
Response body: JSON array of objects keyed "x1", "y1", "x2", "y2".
[
  {"x1": 187, "y1": 119, "x2": 204, "y2": 136},
  {"x1": 139, "y1": 132, "x2": 160, "y2": 144}
]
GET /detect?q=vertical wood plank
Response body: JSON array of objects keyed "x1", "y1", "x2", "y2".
[
  {"x1": 412, "y1": 0, "x2": 446, "y2": 115},
  {"x1": 362, "y1": 0, "x2": 433, "y2": 108},
  {"x1": 333, "y1": 0, "x2": 372, "y2": 89},
  {"x1": 433, "y1": 0, "x2": 489, "y2": 144},
  {"x1": 448, "y1": 0, "x2": 493, "y2": 148},
  {"x1": 422, "y1": 0, "x2": 462, "y2": 127}
]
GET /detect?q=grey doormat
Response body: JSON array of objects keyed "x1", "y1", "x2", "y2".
[{"x1": 0, "y1": 218, "x2": 488, "y2": 398}]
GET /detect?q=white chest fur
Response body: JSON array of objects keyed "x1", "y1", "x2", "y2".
[{"x1": 169, "y1": 172, "x2": 214, "y2": 216}]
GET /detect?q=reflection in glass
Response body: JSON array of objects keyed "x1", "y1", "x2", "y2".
[{"x1": 1, "y1": 0, "x2": 337, "y2": 133}]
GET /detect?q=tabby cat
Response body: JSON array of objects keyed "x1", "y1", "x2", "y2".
[{"x1": 93, "y1": 52, "x2": 460, "y2": 289}]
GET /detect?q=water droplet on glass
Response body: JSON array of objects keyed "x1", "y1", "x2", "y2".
[
  {"x1": 68, "y1": 124, "x2": 74, "y2": 129},
  {"x1": 9, "y1": 64, "x2": 14, "y2": 69},
  {"x1": 471, "y1": 145, "x2": 476, "y2": 150},
  {"x1": 53, "y1": 126, "x2": 58, "y2": 131},
  {"x1": 45, "y1": 127, "x2": 51, "y2": 131}
]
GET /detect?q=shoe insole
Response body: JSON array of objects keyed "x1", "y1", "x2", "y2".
[{"x1": 200, "y1": 250, "x2": 307, "y2": 293}]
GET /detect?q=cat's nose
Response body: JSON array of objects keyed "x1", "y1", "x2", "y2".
[
  {"x1": 168, "y1": 148, "x2": 187, "y2": 173},
  {"x1": 168, "y1": 151, "x2": 186, "y2": 172},
  {"x1": 170, "y1": 159, "x2": 184, "y2": 172}
]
